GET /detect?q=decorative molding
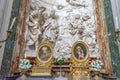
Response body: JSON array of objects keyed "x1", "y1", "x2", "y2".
[
  {"x1": 93, "y1": 0, "x2": 112, "y2": 76},
  {"x1": 103, "y1": 0, "x2": 120, "y2": 77},
  {"x1": 9, "y1": 0, "x2": 30, "y2": 76},
  {"x1": 0, "y1": 0, "x2": 21, "y2": 77}
]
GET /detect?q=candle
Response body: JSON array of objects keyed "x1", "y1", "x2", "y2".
[
  {"x1": 25, "y1": 53, "x2": 26, "y2": 58},
  {"x1": 115, "y1": 17, "x2": 119, "y2": 31},
  {"x1": 9, "y1": 17, "x2": 16, "y2": 30}
]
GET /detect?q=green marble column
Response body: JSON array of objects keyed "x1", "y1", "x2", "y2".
[
  {"x1": 0, "y1": 0, "x2": 21, "y2": 77},
  {"x1": 103, "y1": 0, "x2": 120, "y2": 78}
]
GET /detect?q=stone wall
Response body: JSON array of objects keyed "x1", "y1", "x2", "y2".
[
  {"x1": 0, "y1": 0, "x2": 13, "y2": 70},
  {"x1": 110, "y1": 0, "x2": 120, "y2": 58},
  {"x1": 0, "y1": 0, "x2": 21, "y2": 77},
  {"x1": 103, "y1": 0, "x2": 120, "y2": 78},
  {"x1": 0, "y1": 0, "x2": 13, "y2": 68}
]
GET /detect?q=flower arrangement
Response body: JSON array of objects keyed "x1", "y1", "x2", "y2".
[
  {"x1": 57, "y1": 55, "x2": 65, "y2": 65},
  {"x1": 19, "y1": 59, "x2": 32, "y2": 70},
  {"x1": 56, "y1": 54, "x2": 67, "y2": 77},
  {"x1": 91, "y1": 59, "x2": 103, "y2": 72}
]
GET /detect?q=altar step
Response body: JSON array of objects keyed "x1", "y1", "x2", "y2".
[
  {"x1": 5, "y1": 76, "x2": 54, "y2": 80},
  {"x1": 16, "y1": 77, "x2": 54, "y2": 80},
  {"x1": 4, "y1": 76, "x2": 117, "y2": 80}
]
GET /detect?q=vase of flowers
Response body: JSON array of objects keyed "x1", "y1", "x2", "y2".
[
  {"x1": 19, "y1": 59, "x2": 32, "y2": 77},
  {"x1": 57, "y1": 55, "x2": 66, "y2": 77},
  {"x1": 91, "y1": 58, "x2": 103, "y2": 79},
  {"x1": 91, "y1": 59, "x2": 103, "y2": 72}
]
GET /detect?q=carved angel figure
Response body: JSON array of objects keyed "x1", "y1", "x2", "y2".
[
  {"x1": 25, "y1": 6, "x2": 46, "y2": 56},
  {"x1": 42, "y1": 9, "x2": 59, "y2": 43}
]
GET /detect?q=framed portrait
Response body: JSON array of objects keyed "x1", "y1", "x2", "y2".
[
  {"x1": 36, "y1": 42, "x2": 53, "y2": 63},
  {"x1": 72, "y1": 41, "x2": 89, "y2": 62}
]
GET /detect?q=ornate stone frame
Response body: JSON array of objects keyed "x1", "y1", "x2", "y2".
[{"x1": 9, "y1": 0, "x2": 113, "y2": 77}]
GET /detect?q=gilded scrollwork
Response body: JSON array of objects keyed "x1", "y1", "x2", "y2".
[{"x1": 70, "y1": 41, "x2": 90, "y2": 78}]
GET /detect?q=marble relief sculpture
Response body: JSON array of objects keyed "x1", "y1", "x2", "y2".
[
  {"x1": 25, "y1": 0, "x2": 99, "y2": 58},
  {"x1": 66, "y1": 0, "x2": 87, "y2": 7},
  {"x1": 41, "y1": 9, "x2": 59, "y2": 43},
  {"x1": 25, "y1": 5, "x2": 46, "y2": 56},
  {"x1": 26, "y1": 7, "x2": 46, "y2": 45}
]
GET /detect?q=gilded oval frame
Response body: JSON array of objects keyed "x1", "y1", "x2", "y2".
[
  {"x1": 36, "y1": 41, "x2": 53, "y2": 64},
  {"x1": 72, "y1": 41, "x2": 89, "y2": 62}
]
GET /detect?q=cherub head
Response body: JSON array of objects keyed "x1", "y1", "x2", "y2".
[{"x1": 50, "y1": 8, "x2": 56, "y2": 19}]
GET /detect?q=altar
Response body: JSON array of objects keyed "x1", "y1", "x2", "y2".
[{"x1": 9, "y1": 0, "x2": 113, "y2": 79}]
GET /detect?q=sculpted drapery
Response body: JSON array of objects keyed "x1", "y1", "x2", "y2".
[{"x1": 25, "y1": 0, "x2": 98, "y2": 58}]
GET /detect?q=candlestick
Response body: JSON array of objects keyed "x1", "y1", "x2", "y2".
[
  {"x1": 9, "y1": 17, "x2": 16, "y2": 30},
  {"x1": 115, "y1": 17, "x2": 120, "y2": 31}
]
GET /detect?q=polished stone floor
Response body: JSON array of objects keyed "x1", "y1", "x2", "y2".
[
  {"x1": 1, "y1": 76, "x2": 117, "y2": 80},
  {"x1": 15, "y1": 77, "x2": 112, "y2": 80}
]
